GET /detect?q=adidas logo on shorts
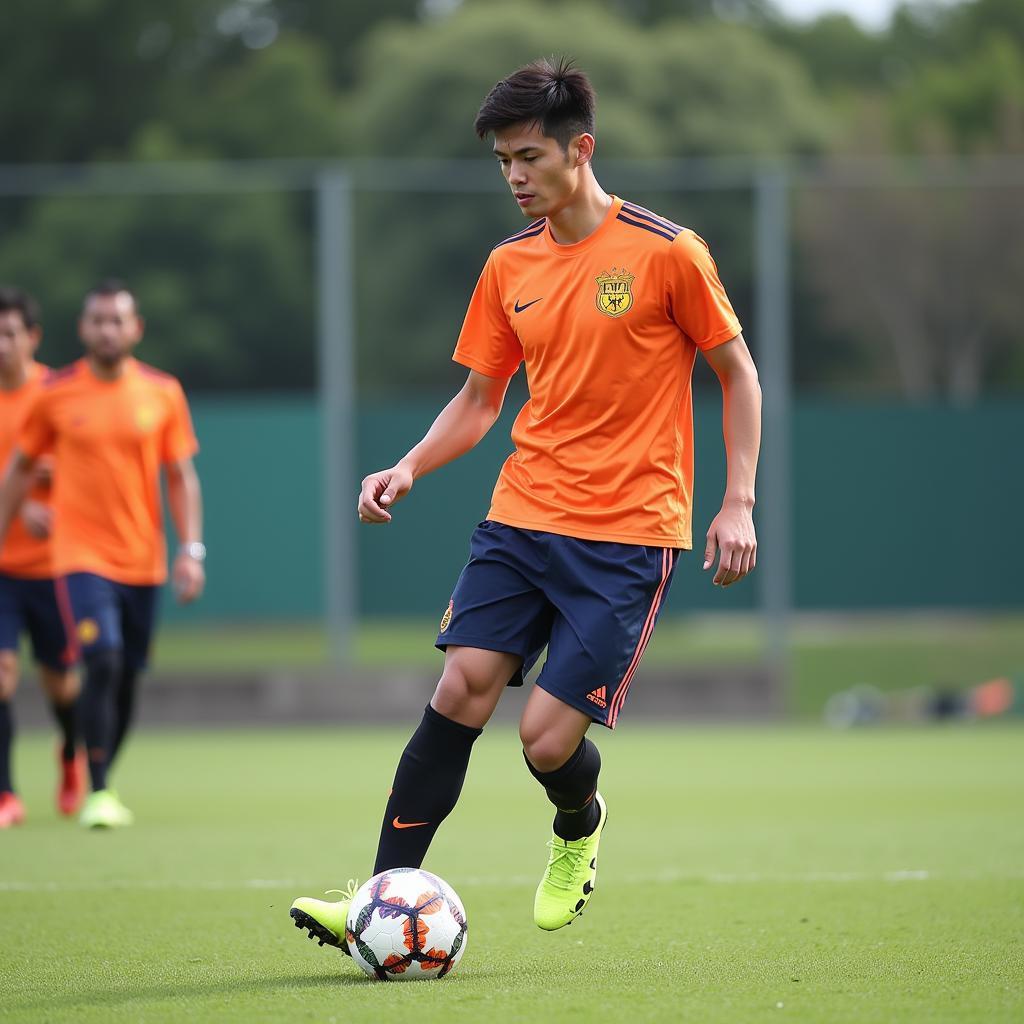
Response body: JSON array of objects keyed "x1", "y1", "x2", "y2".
[{"x1": 586, "y1": 686, "x2": 608, "y2": 709}]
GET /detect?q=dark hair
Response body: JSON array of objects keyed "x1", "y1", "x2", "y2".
[
  {"x1": 84, "y1": 278, "x2": 138, "y2": 313},
  {"x1": 0, "y1": 286, "x2": 41, "y2": 329},
  {"x1": 474, "y1": 57, "x2": 596, "y2": 150}
]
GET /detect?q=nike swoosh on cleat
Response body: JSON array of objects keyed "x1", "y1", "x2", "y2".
[
  {"x1": 514, "y1": 298, "x2": 542, "y2": 313},
  {"x1": 392, "y1": 816, "x2": 430, "y2": 829}
]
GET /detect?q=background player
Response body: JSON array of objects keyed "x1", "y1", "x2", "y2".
[
  {"x1": 0, "y1": 287, "x2": 81, "y2": 828},
  {"x1": 290, "y1": 57, "x2": 760, "y2": 947},
  {"x1": 0, "y1": 280, "x2": 205, "y2": 829}
]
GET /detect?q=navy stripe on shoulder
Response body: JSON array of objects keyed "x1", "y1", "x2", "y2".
[
  {"x1": 621, "y1": 202, "x2": 685, "y2": 234},
  {"x1": 494, "y1": 220, "x2": 547, "y2": 248},
  {"x1": 616, "y1": 212, "x2": 679, "y2": 244}
]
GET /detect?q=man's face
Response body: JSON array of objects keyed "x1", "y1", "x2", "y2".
[
  {"x1": 79, "y1": 291, "x2": 143, "y2": 367},
  {"x1": 0, "y1": 310, "x2": 40, "y2": 376},
  {"x1": 493, "y1": 122, "x2": 586, "y2": 220}
]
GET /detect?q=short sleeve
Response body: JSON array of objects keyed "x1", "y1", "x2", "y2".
[
  {"x1": 666, "y1": 231, "x2": 742, "y2": 351},
  {"x1": 18, "y1": 392, "x2": 55, "y2": 460},
  {"x1": 161, "y1": 380, "x2": 199, "y2": 464},
  {"x1": 452, "y1": 254, "x2": 523, "y2": 378}
]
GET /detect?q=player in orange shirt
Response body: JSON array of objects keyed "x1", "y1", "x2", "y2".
[
  {"x1": 290, "y1": 58, "x2": 761, "y2": 948},
  {"x1": 0, "y1": 280, "x2": 205, "y2": 829},
  {"x1": 0, "y1": 288, "x2": 82, "y2": 828}
]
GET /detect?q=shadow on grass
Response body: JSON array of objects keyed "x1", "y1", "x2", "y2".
[
  {"x1": 9, "y1": 965, "x2": 495, "y2": 1015},
  {"x1": 7, "y1": 970, "x2": 365, "y2": 1014}
]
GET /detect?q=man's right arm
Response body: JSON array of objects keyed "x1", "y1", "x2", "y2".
[
  {"x1": 0, "y1": 450, "x2": 39, "y2": 545},
  {"x1": 357, "y1": 369, "x2": 511, "y2": 524}
]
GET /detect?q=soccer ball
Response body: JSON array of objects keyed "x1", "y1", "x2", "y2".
[{"x1": 345, "y1": 868, "x2": 468, "y2": 981}]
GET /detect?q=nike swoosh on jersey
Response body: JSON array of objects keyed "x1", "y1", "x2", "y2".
[
  {"x1": 392, "y1": 816, "x2": 430, "y2": 829},
  {"x1": 514, "y1": 298, "x2": 543, "y2": 313}
]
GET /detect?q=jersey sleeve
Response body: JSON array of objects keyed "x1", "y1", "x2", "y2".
[
  {"x1": 666, "y1": 231, "x2": 742, "y2": 351},
  {"x1": 161, "y1": 380, "x2": 199, "y2": 464},
  {"x1": 452, "y1": 254, "x2": 523, "y2": 378},
  {"x1": 17, "y1": 391, "x2": 55, "y2": 461}
]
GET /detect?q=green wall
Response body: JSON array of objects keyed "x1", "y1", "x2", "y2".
[{"x1": 168, "y1": 397, "x2": 1023, "y2": 622}]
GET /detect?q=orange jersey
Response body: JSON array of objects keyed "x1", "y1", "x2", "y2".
[
  {"x1": 19, "y1": 358, "x2": 198, "y2": 585},
  {"x1": 453, "y1": 195, "x2": 741, "y2": 549},
  {"x1": 0, "y1": 362, "x2": 53, "y2": 578}
]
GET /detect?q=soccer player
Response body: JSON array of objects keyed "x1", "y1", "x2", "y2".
[
  {"x1": 0, "y1": 280, "x2": 205, "y2": 829},
  {"x1": 0, "y1": 287, "x2": 82, "y2": 827},
  {"x1": 290, "y1": 58, "x2": 760, "y2": 945}
]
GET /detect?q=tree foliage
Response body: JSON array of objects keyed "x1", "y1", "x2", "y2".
[{"x1": 0, "y1": 0, "x2": 1020, "y2": 397}]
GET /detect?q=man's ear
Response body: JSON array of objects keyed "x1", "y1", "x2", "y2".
[{"x1": 574, "y1": 133, "x2": 596, "y2": 166}]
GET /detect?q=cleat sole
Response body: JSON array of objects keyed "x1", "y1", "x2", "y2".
[{"x1": 289, "y1": 907, "x2": 352, "y2": 956}]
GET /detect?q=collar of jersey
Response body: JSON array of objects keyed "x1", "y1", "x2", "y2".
[{"x1": 542, "y1": 195, "x2": 624, "y2": 257}]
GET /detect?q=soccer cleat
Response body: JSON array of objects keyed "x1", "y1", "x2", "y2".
[
  {"x1": 290, "y1": 879, "x2": 359, "y2": 956},
  {"x1": 79, "y1": 789, "x2": 134, "y2": 829},
  {"x1": 534, "y1": 792, "x2": 608, "y2": 931},
  {"x1": 57, "y1": 748, "x2": 86, "y2": 816},
  {"x1": 0, "y1": 791, "x2": 26, "y2": 828}
]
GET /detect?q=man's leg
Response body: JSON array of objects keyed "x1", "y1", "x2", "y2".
[
  {"x1": 520, "y1": 687, "x2": 608, "y2": 930},
  {"x1": 59, "y1": 574, "x2": 132, "y2": 828},
  {"x1": 520, "y1": 687, "x2": 601, "y2": 840},
  {"x1": 38, "y1": 666, "x2": 83, "y2": 815},
  {"x1": 109, "y1": 583, "x2": 158, "y2": 768},
  {"x1": 0, "y1": 650, "x2": 25, "y2": 826},
  {"x1": 290, "y1": 645, "x2": 520, "y2": 951},
  {"x1": 373, "y1": 644, "x2": 520, "y2": 873}
]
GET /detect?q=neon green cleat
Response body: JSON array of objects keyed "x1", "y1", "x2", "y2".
[
  {"x1": 290, "y1": 879, "x2": 359, "y2": 955},
  {"x1": 79, "y1": 789, "x2": 134, "y2": 829},
  {"x1": 534, "y1": 792, "x2": 608, "y2": 931}
]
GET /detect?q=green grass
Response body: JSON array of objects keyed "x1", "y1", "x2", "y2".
[
  {"x1": 151, "y1": 614, "x2": 1024, "y2": 715},
  {"x1": 2, "y1": 725, "x2": 1023, "y2": 1022}
]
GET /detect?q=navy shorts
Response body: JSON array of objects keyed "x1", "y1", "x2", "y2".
[
  {"x1": 436, "y1": 521, "x2": 680, "y2": 729},
  {"x1": 57, "y1": 573, "x2": 160, "y2": 671},
  {"x1": 0, "y1": 574, "x2": 75, "y2": 670}
]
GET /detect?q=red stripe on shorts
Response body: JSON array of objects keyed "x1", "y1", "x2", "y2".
[{"x1": 607, "y1": 549, "x2": 674, "y2": 728}]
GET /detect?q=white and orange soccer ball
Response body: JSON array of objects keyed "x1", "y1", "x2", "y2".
[{"x1": 345, "y1": 868, "x2": 468, "y2": 981}]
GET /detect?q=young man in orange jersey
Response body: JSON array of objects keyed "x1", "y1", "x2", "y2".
[
  {"x1": 291, "y1": 58, "x2": 760, "y2": 946},
  {"x1": 0, "y1": 288, "x2": 82, "y2": 827},
  {"x1": 0, "y1": 280, "x2": 205, "y2": 829}
]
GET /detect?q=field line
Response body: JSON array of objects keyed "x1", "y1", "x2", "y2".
[{"x1": 2, "y1": 869, "x2": 1022, "y2": 893}]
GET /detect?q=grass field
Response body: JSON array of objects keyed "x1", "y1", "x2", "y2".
[
  {"x1": 152, "y1": 613, "x2": 1024, "y2": 715},
  {"x1": 2, "y1": 724, "x2": 1022, "y2": 1022}
]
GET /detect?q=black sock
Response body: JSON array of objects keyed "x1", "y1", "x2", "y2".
[
  {"x1": 373, "y1": 704, "x2": 482, "y2": 875},
  {"x1": 109, "y1": 666, "x2": 140, "y2": 766},
  {"x1": 79, "y1": 649, "x2": 122, "y2": 792},
  {"x1": 50, "y1": 697, "x2": 78, "y2": 762},
  {"x1": 0, "y1": 700, "x2": 13, "y2": 793},
  {"x1": 525, "y1": 738, "x2": 602, "y2": 841}
]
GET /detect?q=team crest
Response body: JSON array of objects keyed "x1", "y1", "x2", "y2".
[
  {"x1": 77, "y1": 619, "x2": 100, "y2": 644},
  {"x1": 596, "y1": 267, "x2": 635, "y2": 318},
  {"x1": 439, "y1": 599, "x2": 453, "y2": 634}
]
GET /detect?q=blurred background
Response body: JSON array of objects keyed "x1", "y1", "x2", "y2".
[{"x1": 3, "y1": 0, "x2": 1022, "y2": 724}]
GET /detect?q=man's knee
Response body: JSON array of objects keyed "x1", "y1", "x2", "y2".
[
  {"x1": 40, "y1": 667, "x2": 79, "y2": 705},
  {"x1": 83, "y1": 648, "x2": 122, "y2": 688},
  {"x1": 431, "y1": 647, "x2": 516, "y2": 721},
  {"x1": 520, "y1": 723, "x2": 577, "y2": 774},
  {"x1": 0, "y1": 650, "x2": 20, "y2": 700}
]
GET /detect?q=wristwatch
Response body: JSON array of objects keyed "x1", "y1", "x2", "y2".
[{"x1": 182, "y1": 541, "x2": 207, "y2": 563}]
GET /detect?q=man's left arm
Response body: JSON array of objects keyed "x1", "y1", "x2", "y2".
[
  {"x1": 165, "y1": 457, "x2": 205, "y2": 604},
  {"x1": 701, "y1": 334, "x2": 761, "y2": 587}
]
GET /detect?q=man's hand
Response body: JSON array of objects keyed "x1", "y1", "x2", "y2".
[
  {"x1": 19, "y1": 500, "x2": 52, "y2": 539},
  {"x1": 172, "y1": 551, "x2": 205, "y2": 604},
  {"x1": 703, "y1": 500, "x2": 756, "y2": 587},
  {"x1": 358, "y1": 464, "x2": 414, "y2": 524}
]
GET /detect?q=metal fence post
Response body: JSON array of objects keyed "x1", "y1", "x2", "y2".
[
  {"x1": 754, "y1": 163, "x2": 793, "y2": 685},
  {"x1": 316, "y1": 169, "x2": 356, "y2": 665}
]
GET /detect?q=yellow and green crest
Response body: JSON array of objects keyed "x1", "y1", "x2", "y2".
[{"x1": 595, "y1": 267, "x2": 635, "y2": 318}]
